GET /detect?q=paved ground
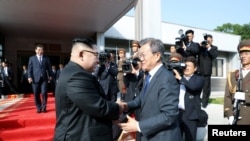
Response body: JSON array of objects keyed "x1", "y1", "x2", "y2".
[
  {"x1": 1, "y1": 92, "x2": 228, "y2": 141},
  {"x1": 196, "y1": 91, "x2": 228, "y2": 141}
]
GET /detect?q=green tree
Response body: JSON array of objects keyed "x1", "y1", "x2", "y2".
[{"x1": 214, "y1": 23, "x2": 250, "y2": 40}]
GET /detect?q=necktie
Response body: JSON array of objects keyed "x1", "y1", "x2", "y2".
[
  {"x1": 39, "y1": 56, "x2": 42, "y2": 64},
  {"x1": 142, "y1": 73, "x2": 151, "y2": 98}
]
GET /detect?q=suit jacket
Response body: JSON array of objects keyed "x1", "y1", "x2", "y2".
[
  {"x1": 54, "y1": 61, "x2": 120, "y2": 141},
  {"x1": 179, "y1": 74, "x2": 204, "y2": 120},
  {"x1": 123, "y1": 70, "x2": 144, "y2": 102},
  {"x1": 177, "y1": 41, "x2": 199, "y2": 58},
  {"x1": 198, "y1": 45, "x2": 218, "y2": 75},
  {"x1": 127, "y1": 65, "x2": 182, "y2": 141},
  {"x1": 28, "y1": 55, "x2": 52, "y2": 83},
  {"x1": 97, "y1": 62, "x2": 119, "y2": 99},
  {"x1": 224, "y1": 70, "x2": 250, "y2": 124}
]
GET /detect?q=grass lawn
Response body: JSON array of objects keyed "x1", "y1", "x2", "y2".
[{"x1": 209, "y1": 97, "x2": 224, "y2": 104}]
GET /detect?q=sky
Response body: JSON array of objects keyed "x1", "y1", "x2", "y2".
[{"x1": 161, "y1": 0, "x2": 250, "y2": 30}]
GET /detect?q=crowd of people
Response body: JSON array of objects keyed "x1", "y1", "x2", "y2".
[
  {"x1": 1, "y1": 30, "x2": 250, "y2": 141},
  {"x1": 52, "y1": 33, "x2": 219, "y2": 141}
]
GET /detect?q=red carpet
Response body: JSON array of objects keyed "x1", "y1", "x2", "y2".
[{"x1": 0, "y1": 94, "x2": 56, "y2": 141}]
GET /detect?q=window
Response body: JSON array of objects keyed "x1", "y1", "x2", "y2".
[{"x1": 212, "y1": 58, "x2": 224, "y2": 77}]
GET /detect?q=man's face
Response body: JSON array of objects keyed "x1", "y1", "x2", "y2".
[
  {"x1": 132, "y1": 46, "x2": 139, "y2": 52},
  {"x1": 35, "y1": 47, "x2": 44, "y2": 56},
  {"x1": 240, "y1": 51, "x2": 250, "y2": 66},
  {"x1": 186, "y1": 33, "x2": 194, "y2": 42},
  {"x1": 184, "y1": 61, "x2": 196, "y2": 76},
  {"x1": 138, "y1": 43, "x2": 159, "y2": 72},
  {"x1": 82, "y1": 46, "x2": 99, "y2": 73}
]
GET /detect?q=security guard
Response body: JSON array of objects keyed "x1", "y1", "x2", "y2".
[{"x1": 224, "y1": 39, "x2": 250, "y2": 125}]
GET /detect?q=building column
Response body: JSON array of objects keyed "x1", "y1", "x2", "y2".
[
  {"x1": 96, "y1": 32, "x2": 105, "y2": 52},
  {"x1": 135, "y1": 0, "x2": 161, "y2": 40}
]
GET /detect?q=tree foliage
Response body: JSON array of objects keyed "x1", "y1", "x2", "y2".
[{"x1": 214, "y1": 23, "x2": 250, "y2": 40}]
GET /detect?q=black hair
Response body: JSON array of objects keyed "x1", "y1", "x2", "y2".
[
  {"x1": 184, "y1": 56, "x2": 197, "y2": 68},
  {"x1": 72, "y1": 37, "x2": 96, "y2": 48},
  {"x1": 185, "y1": 29, "x2": 194, "y2": 35}
]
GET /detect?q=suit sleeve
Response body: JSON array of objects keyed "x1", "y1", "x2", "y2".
[
  {"x1": 67, "y1": 71, "x2": 120, "y2": 120},
  {"x1": 208, "y1": 46, "x2": 218, "y2": 60},
  {"x1": 27, "y1": 56, "x2": 33, "y2": 79},
  {"x1": 179, "y1": 75, "x2": 204, "y2": 92}
]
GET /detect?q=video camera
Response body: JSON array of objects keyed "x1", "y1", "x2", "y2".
[
  {"x1": 122, "y1": 58, "x2": 140, "y2": 73},
  {"x1": 201, "y1": 33, "x2": 209, "y2": 46},
  {"x1": 99, "y1": 52, "x2": 110, "y2": 65},
  {"x1": 175, "y1": 29, "x2": 188, "y2": 49},
  {"x1": 166, "y1": 60, "x2": 186, "y2": 75}
]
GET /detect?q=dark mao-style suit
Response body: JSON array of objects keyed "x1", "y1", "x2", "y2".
[
  {"x1": 127, "y1": 65, "x2": 183, "y2": 141},
  {"x1": 54, "y1": 61, "x2": 120, "y2": 141}
]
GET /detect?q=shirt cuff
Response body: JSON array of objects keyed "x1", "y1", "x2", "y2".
[{"x1": 137, "y1": 122, "x2": 141, "y2": 132}]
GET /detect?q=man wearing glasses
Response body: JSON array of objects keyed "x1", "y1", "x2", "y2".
[{"x1": 54, "y1": 37, "x2": 125, "y2": 141}]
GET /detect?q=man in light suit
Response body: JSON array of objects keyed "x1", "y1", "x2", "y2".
[
  {"x1": 54, "y1": 37, "x2": 125, "y2": 141},
  {"x1": 28, "y1": 44, "x2": 52, "y2": 113},
  {"x1": 119, "y1": 38, "x2": 182, "y2": 141}
]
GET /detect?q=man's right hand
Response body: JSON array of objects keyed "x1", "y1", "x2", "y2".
[{"x1": 28, "y1": 78, "x2": 32, "y2": 83}]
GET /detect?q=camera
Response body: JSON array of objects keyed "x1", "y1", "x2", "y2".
[
  {"x1": 99, "y1": 52, "x2": 110, "y2": 65},
  {"x1": 201, "y1": 33, "x2": 208, "y2": 46},
  {"x1": 122, "y1": 58, "x2": 140, "y2": 73},
  {"x1": 175, "y1": 29, "x2": 188, "y2": 49},
  {"x1": 166, "y1": 60, "x2": 186, "y2": 75}
]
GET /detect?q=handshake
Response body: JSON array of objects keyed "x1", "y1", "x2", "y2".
[{"x1": 116, "y1": 100, "x2": 129, "y2": 114}]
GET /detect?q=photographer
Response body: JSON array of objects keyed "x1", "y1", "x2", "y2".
[
  {"x1": 123, "y1": 57, "x2": 144, "y2": 102},
  {"x1": 95, "y1": 52, "x2": 119, "y2": 102},
  {"x1": 167, "y1": 52, "x2": 185, "y2": 76},
  {"x1": 173, "y1": 56, "x2": 204, "y2": 141},
  {"x1": 198, "y1": 34, "x2": 218, "y2": 108},
  {"x1": 176, "y1": 29, "x2": 199, "y2": 59}
]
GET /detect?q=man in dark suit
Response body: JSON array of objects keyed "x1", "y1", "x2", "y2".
[
  {"x1": 198, "y1": 34, "x2": 218, "y2": 108},
  {"x1": 56, "y1": 63, "x2": 64, "y2": 84},
  {"x1": 1, "y1": 61, "x2": 18, "y2": 95},
  {"x1": 173, "y1": 56, "x2": 205, "y2": 141},
  {"x1": 119, "y1": 38, "x2": 182, "y2": 141},
  {"x1": 28, "y1": 44, "x2": 53, "y2": 113},
  {"x1": 95, "y1": 52, "x2": 119, "y2": 102},
  {"x1": 177, "y1": 29, "x2": 199, "y2": 59},
  {"x1": 21, "y1": 65, "x2": 32, "y2": 94},
  {"x1": 54, "y1": 37, "x2": 125, "y2": 141}
]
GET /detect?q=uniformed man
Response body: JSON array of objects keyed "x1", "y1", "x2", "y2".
[{"x1": 224, "y1": 39, "x2": 250, "y2": 125}]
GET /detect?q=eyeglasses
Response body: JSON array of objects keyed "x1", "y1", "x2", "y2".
[{"x1": 82, "y1": 50, "x2": 99, "y2": 57}]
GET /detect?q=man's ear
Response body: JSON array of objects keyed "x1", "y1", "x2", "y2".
[{"x1": 79, "y1": 51, "x2": 83, "y2": 57}]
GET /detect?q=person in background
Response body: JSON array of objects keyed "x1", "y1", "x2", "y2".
[
  {"x1": 49, "y1": 65, "x2": 57, "y2": 96},
  {"x1": 28, "y1": 44, "x2": 53, "y2": 113},
  {"x1": 95, "y1": 52, "x2": 119, "y2": 102},
  {"x1": 21, "y1": 65, "x2": 32, "y2": 94},
  {"x1": 177, "y1": 29, "x2": 199, "y2": 59},
  {"x1": 1, "y1": 61, "x2": 18, "y2": 95},
  {"x1": 119, "y1": 38, "x2": 182, "y2": 141},
  {"x1": 170, "y1": 45, "x2": 177, "y2": 54},
  {"x1": 198, "y1": 34, "x2": 218, "y2": 108},
  {"x1": 131, "y1": 40, "x2": 140, "y2": 59},
  {"x1": 224, "y1": 39, "x2": 250, "y2": 125},
  {"x1": 56, "y1": 63, "x2": 64, "y2": 84},
  {"x1": 54, "y1": 37, "x2": 125, "y2": 141},
  {"x1": 117, "y1": 48, "x2": 127, "y2": 100},
  {"x1": 173, "y1": 56, "x2": 204, "y2": 141}
]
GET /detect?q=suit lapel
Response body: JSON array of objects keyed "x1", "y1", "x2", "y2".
[{"x1": 141, "y1": 66, "x2": 164, "y2": 106}]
